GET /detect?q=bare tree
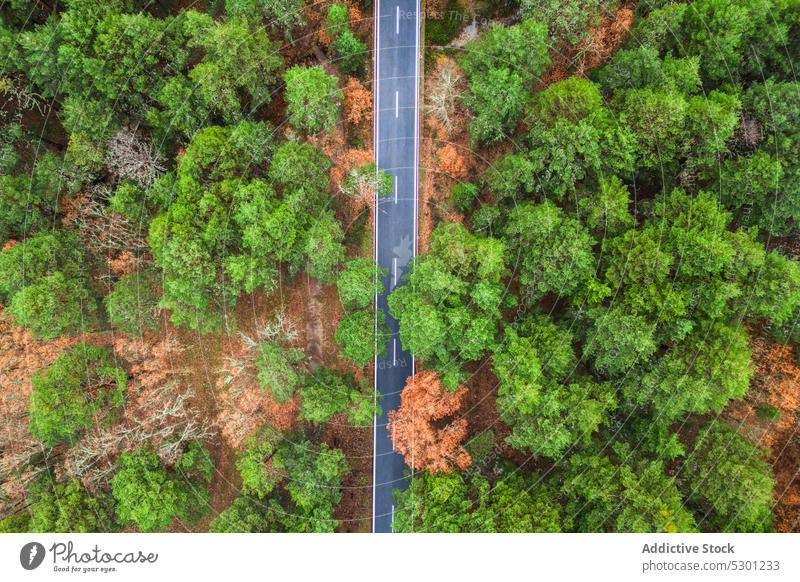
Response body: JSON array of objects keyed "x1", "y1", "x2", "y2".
[
  {"x1": 105, "y1": 128, "x2": 165, "y2": 188},
  {"x1": 424, "y1": 58, "x2": 465, "y2": 135}
]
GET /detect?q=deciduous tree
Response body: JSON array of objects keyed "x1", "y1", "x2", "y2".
[{"x1": 388, "y1": 370, "x2": 471, "y2": 473}]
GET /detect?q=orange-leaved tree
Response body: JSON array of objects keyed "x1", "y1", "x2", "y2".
[{"x1": 388, "y1": 370, "x2": 471, "y2": 473}]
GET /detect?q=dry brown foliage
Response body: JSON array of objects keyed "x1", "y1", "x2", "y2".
[
  {"x1": 542, "y1": 3, "x2": 636, "y2": 82},
  {"x1": 419, "y1": 56, "x2": 473, "y2": 252},
  {"x1": 62, "y1": 191, "x2": 149, "y2": 286},
  {"x1": 388, "y1": 370, "x2": 471, "y2": 473},
  {"x1": 726, "y1": 336, "x2": 800, "y2": 532},
  {"x1": 343, "y1": 77, "x2": 373, "y2": 126},
  {"x1": 215, "y1": 316, "x2": 300, "y2": 449},
  {"x1": 0, "y1": 310, "x2": 105, "y2": 509},
  {"x1": 435, "y1": 143, "x2": 469, "y2": 179},
  {"x1": 332, "y1": 148, "x2": 378, "y2": 224},
  {"x1": 425, "y1": 0, "x2": 458, "y2": 18},
  {"x1": 424, "y1": 56, "x2": 467, "y2": 137},
  {"x1": 60, "y1": 333, "x2": 215, "y2": 488}
]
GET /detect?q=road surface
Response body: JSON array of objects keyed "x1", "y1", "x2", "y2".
[{"x1": 372, "y1": 0, "x2": 420, "y2": 533}]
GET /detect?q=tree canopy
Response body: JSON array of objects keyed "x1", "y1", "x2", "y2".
[
  {"x1": 29, "y1": 343, "x2": 126, "y2": 447},
  {"x1": 388, "y1": 222, "x2": 511, "y2": 387}
]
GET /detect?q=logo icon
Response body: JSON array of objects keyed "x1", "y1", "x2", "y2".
[{"x1": 20, "y1": 542, "x2": 46, "y2": 570}]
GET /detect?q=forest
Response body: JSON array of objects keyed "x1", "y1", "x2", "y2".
[{"x1": 1, "y1": 0, "x2": 799, "y2": 533}]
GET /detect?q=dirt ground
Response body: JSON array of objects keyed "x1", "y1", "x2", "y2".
[{"x1": 725, "y1": 334, "x2": 800, "y2": 532}]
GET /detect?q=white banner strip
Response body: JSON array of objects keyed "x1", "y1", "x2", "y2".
[{"x1": 1, "y1": 533, "x2": 798, "y2": 582}]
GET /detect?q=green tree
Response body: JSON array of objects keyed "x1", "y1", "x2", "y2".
[
  {"x1": 462, "y1": 67, "x2": 526, "y2": 145},
  {"x1": 599, "y1": 47, "x2": 701, "y2": 94},
  {"x1": 235, "y1": 430, "x2": 349, "y2": 532},
  {"x1": 393, "y1": 471, "x2": 474, "y2": 532},
  {"x1": 283, "y1": 66, "x2": 343, "y2": 134},
  {"x1": 504, "y1": 201, "x2": 597, "y2": 303},
  {"x1": 388, "y1": 222, "x2": 510, "y2": 387},
  {"x1": 108, "y1": 180, "x2": 147, "y2": 219},
  {"x1": 225, "y1": 0, "x2": 306, "y2": 36},
  {"x1": 679, "y1": 0, "x2": 788, "y2": 84},
  {"x1": 332, "y1": 29, "x2": 367, "y2": 77},
  {"x1": 459, "y1": 18, "x2": 550, "y2": 144},
  {"x1": 300, "y1": 367, "x2": 352, "y2": 424},
  {"x1": 483, "y1": 154, "x2": 538, "y2": 202},
  {"x1": 29, "y1": 343, "x2": 126, "y2": 447},
  {"x1": 273, "y1": 439, "x2": 349, "y2": 532},
  {"x1": 564, "y1": 444, "x2": 697, "y2": 532},
  {"x1": 602, "y1": 189, "x2": 782, "y2": 340},
  {"x1": 684, "y1": 90, "x2": 740, "y2": 167},
  {"x1": 526, "y1": 108, "x2": 636, "y2": 199},
  {"x1": 304, "y1": 211, "x2": 345, "y2": 284},
  {"x1": 149, "y1": 74, "x2": 210, "y2": 139},
  {"x1": 583, "y1": 307, "x2": 657, "y2": 376},
  {"x1": 393, "y1": 470, "x2": 564, "y2": 533},
  {"x1": 0, "y1": 152, "x2": 62, "y2": 241},
  {"x1": 528, "y1": 77, "x2": 603, "y2": 126},
  {"x1": 28, "y1": 478, "x2": 115, "y2": 533},
  {"x1": 7, "y1": 271, "x2": 95, "y2": 340},
  {"x1": 189, "y1": 17, "x2": 284, "y2": 121},
  {"x1": 614, "y1": 88, "x2": 688, "y2": 170},
  {"x1": 337, "y1": 257, "x2": 386, "y2": 310},
  {"x1": 335, "y1": 309, "x2": 390, "y2": 366},
  {"x1": 209, "y1": 496, "x2": 284, "y2": 532},
  {"x1": 627, "y1": 2, "x2": 688, "y2": 54},
  {"x1": 105, "y1": 269, "x2": 160, "y2": 336},
  {"x1": 237, "y1": 427, "x2": 279, "y2": 498},
  {"x1": 494, "y1": 318, "x2": 616, "y2": 457},
  {"x1": 148, "y1": 122, "x2": 274, "y2": 331},
  {"x1": 521, "y1": 0, "x2": 611, "y2": 46},
  {"x1": 268, "y1": 140, "x2": 332, "y2": 192},
  {"x1": 718, "y1": 148, "x2": 800, "y2": 237},
  {"x1": 0, "y1": 231, "x2": 98, "y2": 339},
  {"x1": 451, "y1": 182, "x2": 480, "y2": 213},
  {"x1": 149, "y1": 123, "x2": 337, "y2": 331},
  {"x1": 746, "y1": 250, "x2": 800, "y2": 326},
  {"x1": 111, "y1": 444, "x2": 211, "y2": 532},
  {"x1": 685, "y1": 422, "x2": 774, "y2": 532},
  {"x1": 300, "y1": 367, "x2": 375, "y2": 425},
  {"x1": 460, "y1": 18, "x2": 550, "y2": 83},
  {"x1": 0, "y1": 514, "x2": 30, "y2": 533},
  {"x1": 477, "y1": 472, "x2": 564, "y2": 532},
  {"x1": 255, "y1": 341, "x2": 305, "y2": 402},
  {"x1": 325, "y1": 3, "x2": 349, "y2": 38},
  {"x1": 631, "y1": 322, "x2": 752, "y2": 422},
  {"x1": 745, "y1": 79, "x2": 800, "y2": 138},
  {"x1": 575, "y1": 176, "x2": 634, "y2": 236}
]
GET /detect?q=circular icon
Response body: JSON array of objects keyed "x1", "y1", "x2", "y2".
[{"x1": 20, "y1": 542, "x2": 46, "y2": 570}]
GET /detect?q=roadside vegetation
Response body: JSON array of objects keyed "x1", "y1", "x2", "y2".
[
  {"x1": 0, "y1": 0, "x2": 377, "y2": 533},
  {"x1": 399, "y1": 0, "x2": 800, "y2": 532}
]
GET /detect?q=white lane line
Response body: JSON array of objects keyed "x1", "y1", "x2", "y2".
[
  {"x1": 394, "y1": 175, "x2": 398, "y2": 204},
  {"x1": 396, "y1": 5, "x2": 400, "y2": 34},
  {"x1": 413, "y1": 0, "x2": 420, "y2": 261},
  {"x1": 391, "y1": 504, "x2": 395, "y2": 529},
  {"x1": 371, "y1": 0, "x2": 381, "y2": 536},
  {"x1": 393, "y1": 257, "x2": 397, "y2": 287},
  {"x1": 395, "y1": 91, "x2": 399, "y2": 118},
  {"x1": 393, "y1": 338, "x2": 397, "y2": 365}
]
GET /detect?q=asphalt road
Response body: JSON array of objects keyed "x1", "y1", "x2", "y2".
[{"x1": 372, "y1": 0, "x2": 420, "y2": 533}]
